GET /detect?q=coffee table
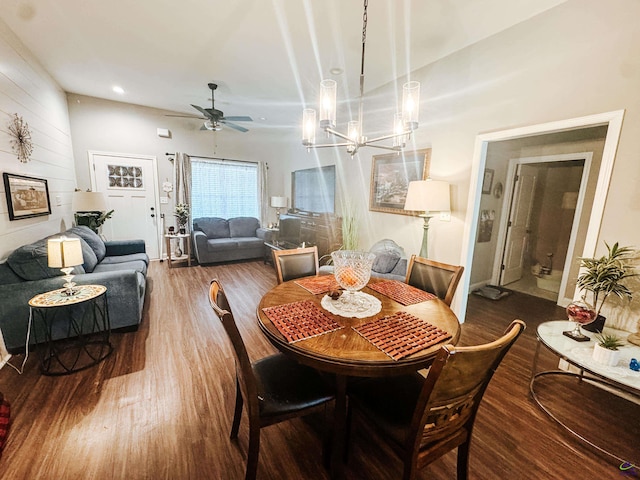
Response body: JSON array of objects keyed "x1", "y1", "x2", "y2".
[
  {"x1": 263, "y1": 240, "x2": 307, "y2": 265},
  {"x1": 531, "y1": 320, "x2": 640, "y2": 464}
]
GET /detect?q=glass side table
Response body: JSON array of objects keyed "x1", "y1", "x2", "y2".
[{"x1": 29, "y1": 285, "x2": 112, "y2": 375}]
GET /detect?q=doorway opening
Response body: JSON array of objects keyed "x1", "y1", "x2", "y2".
[
  {"x1": 455, "y1": 110, "x2": 624, "y2": 322},
  {"x1": 497, "y1": 156, "x2": 589, "y2": 304}
]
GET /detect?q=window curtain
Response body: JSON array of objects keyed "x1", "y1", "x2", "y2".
[
  {"x1": 259, "y1": 161, "x2": 268, "y2": 226},
  {"x1": 173, "y1": 152, "x2": 192, "y2": 231}
]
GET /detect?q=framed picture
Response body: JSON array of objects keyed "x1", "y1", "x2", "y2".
[
  {"x1": 482, "y1": 169, "x2": 494, "y2": 194},
  {"x1": 369, "y1": 148, "x2": 431, "y2": 216},
  {"x1": 3, "y1": 172, "x2": 52, "y2": 221}
]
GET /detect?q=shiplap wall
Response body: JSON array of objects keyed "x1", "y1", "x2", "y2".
[{"x1": 0, "y1": 19, "x2": 75, "y2": 261}]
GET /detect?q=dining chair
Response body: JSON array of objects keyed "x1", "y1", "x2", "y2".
[
  {"x1": 405, "y1": 255, "x2": 464, "y2": 306},
  {"x1": 346, "y1": 319, "x2": 526, "y2": 480},
  {"x1": 208, "y1": 279, "x2": 334, "y2": 480},
  {"x1": 272, "y1": 245, "x2": 319, "y2": 284}
]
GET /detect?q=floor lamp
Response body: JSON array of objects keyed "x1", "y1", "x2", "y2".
[{"x1": 403, "y1": 179, "x2": 450, "y2": 258}]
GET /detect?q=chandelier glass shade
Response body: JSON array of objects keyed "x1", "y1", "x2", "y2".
[{"x1": 302, "y1": 0, "x2": 420, "y2": 156}]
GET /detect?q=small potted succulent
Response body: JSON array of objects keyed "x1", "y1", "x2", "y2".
[
  {"x1": 576, "y1": 242, "x2": 636, "y2": 332},
  {"x1": 174, "y1": 203, "x2": 190, "y2": 234},
  {"x1": 592, "y1": 332, "x2": 624, "y2": 366}
]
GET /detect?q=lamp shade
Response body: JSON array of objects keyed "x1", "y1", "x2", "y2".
[
  {"x1": 404, "y1": 180, "x2": 450, "y2": 213},
  {"x1": 48, "y1": 237, "x2": 84, "y2": 268},
  {"x1": 72, "y1": 191, "x2": 107, "y2": 212},
  {"x1": 270, "y1": 196, "x2": 288, "y2": 209}
]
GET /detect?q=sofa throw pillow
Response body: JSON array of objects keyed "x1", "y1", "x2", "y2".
[
  {"x1": 7, "y1": 238, "x2": 65, "y2": 281},
  {"x1": 67, "y1": 226, "x2": 106, "y2": 262},
  {"x1": 68, "y1": 234, "x2": 99, "y2": 273},
  {"x1": 194, "y1": 218, "x2": 230, "y2": 239},
  {"x1": 229, "y1": 217, "x2": 259, "y2": 238},
  {"x1": 7, "y1": 236, "x2": 89, "y2": 281},
  {"x1": 372, "y1": 251, "x2": 401, "y2": 274}
]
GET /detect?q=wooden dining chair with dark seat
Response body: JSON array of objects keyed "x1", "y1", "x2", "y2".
[
  {"x1": 346, "y1": 319, "x2": 525, "y2": 480},
  {"x1": 272, "y1": 245, "x2": 319, "y2": 284},
  {"x1": 405, "y1": 255, "x2": 464, "y2": 306},
  {"x1": 208, "y1": 279, "x2": 335, "y2": 480}
]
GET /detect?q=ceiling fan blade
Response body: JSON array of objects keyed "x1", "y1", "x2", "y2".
[
  {"x1": 222, "y1": 116, "x2": 253, "y2": 122},
  {"x1": 205, "y1": 108, "x2": 224, "y2": 118},
  {"x1": 200, "y1": 124, "x2": 208, "y2": 130},
  {"x1": 191, "y1": 104, "x2": 211, "y2": 118},
  {"x1": 221, "y1": 120, "x2": 249, "y2": 133}
]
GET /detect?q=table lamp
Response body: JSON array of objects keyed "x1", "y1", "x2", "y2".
[
  {"x1": 270, "y1": 196, "x2": 288, "y2": 225},
  {"x1": 48, "y1": 236, "x2": 84, "y2": 295},
  {"x1": 403, "y1": 179, "x2": 450, "y2": 258}
]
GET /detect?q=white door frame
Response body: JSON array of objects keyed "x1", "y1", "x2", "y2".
[
  {"x1": 88, "y1": 150, "x2": 161, "y2": 260},
  {"x1": 455, "y1": 110, "x2": 625, "y2": 322},
  {"x1": 492, "y1": 153, "x2": 593, "y2": 306}
]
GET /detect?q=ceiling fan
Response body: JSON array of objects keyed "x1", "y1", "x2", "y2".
[{"x1": 170, "y1": 83, "x2": 253, "y2": 133}]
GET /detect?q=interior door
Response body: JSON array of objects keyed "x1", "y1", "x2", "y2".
[
  {"x1": 90, "y1": 152, "x2": 160, "y2": 259},
  {"x1": 501, "y1": 164, "x2": 537, "y2": 285}
]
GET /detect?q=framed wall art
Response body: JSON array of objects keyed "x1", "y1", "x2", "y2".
[
  {"x1": 482, "y1": 169, "x2": 494, "y2": 194},
  {"x1": 3, "y1": 172, "x2": 52, "y2": 220},
  {"x1": 369, "y1": 148, "x2": 431, "y2": 216}
]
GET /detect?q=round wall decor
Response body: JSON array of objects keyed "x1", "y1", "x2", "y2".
[
  {"x1": 8, "y1": 113, "x2": 33, "y2": 163},
  {"x1": 493, "y1": 181, "x2": 504, "y2": 199}
]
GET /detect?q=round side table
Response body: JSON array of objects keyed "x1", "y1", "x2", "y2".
[{"x1": 29, "y1": 285, "x2": 112, "y2": 375}]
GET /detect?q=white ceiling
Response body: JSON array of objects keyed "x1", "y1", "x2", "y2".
[{"x1": 1, "y1": 0, "x2": 567, "y2": 130}]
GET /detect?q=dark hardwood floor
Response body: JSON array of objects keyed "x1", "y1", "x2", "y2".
[{"x1": 0, "y1": 260, "x2": 638, "y2": 479}]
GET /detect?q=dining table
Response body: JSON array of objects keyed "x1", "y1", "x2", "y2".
[{"x1": 256, "y1": 275, "x2": 461, "y2": 479}]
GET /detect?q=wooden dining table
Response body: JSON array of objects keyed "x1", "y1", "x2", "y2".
[{"x1": 256, "y1": 275, "x2": 461, "y2": 479}]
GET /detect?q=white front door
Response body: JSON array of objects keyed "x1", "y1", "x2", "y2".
[
  {"x1": 89, "y1": 151, "x2": 160, "y2": 259},
  {"x1": 501, "y1": 164, "x2": 537, "y2": 285}
]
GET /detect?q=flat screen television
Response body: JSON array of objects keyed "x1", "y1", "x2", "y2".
[{"x1": 291, "y1": 165, "x2": 336, "y2": 214}]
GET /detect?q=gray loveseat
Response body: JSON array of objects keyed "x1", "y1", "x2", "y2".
[
  {"x1": 0, "y1": 226, "x2": 148, "y2": 354},
  {"x1": 319, "y1": 239, "x2": 408, "y2": 281},
  {"x1": 192, "y1": 217, "x2": 268, "y2": 265}
]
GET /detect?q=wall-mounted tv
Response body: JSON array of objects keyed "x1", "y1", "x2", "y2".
[{"x1": 292, "y1": 165, "x2": 336, "y2": 214}]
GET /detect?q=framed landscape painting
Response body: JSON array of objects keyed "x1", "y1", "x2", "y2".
[
  {"x1": 369, "y1": 148, "x2": 431, "y2": 215},
  {"x1": 3, "y1": 172, "x2": 52, "y2": 220}
]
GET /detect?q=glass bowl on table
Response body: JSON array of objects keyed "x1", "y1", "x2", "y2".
[
  {"x1": 563, "y1": 300, "x2": 597, "y2": 341},
  {"x1": 328, "y1": 250, "x2": 379, "y2": 316}
]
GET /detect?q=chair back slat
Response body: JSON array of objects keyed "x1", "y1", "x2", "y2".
[
  {"x1": 408, "y1": 320, "x2": 526, "y2": 457},
  {"x1": 405, "y1": 255, "x2": 464, "y2": 306},
  {"x1": 272, "y1": 246, "x2": 319, "y2": 284},
  {"x1": 209, "y1": 279, "x2": 260, "y2": 416}
]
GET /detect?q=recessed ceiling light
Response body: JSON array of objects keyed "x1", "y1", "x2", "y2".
[
  {"x1": 330, "y1": 68, "x2": 343, "y2": 75},
  {"x1": 112, "y1": 86, "x2": 125, "y2": 94},
  {"x1": 259, "y1": 117, "x2": 266, "y2": 121}
]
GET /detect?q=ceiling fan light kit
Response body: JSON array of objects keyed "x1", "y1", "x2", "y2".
[{"x1": 302, "y1": 0, "x2": 420, "y2": 156}]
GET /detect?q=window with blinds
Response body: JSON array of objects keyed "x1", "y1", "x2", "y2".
[{"x1": 191, "y1": 158, "x2": 259, "y2": 219}]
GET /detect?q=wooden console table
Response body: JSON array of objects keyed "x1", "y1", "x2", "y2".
[{"x1": 280, "y1": 211, "x2": 342, "y2": 263}]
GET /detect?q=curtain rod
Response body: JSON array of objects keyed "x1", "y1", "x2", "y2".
[{"x1": 165, "y1": 152, "x2": 254, "y2": 164}]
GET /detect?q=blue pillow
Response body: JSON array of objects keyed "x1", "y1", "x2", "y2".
[
  {"x1": 67, "y1": 226, "x2": 106, "y2": 262},
  {"x1": 372, "y1": 251, "x2": 401, "y2": 274}
]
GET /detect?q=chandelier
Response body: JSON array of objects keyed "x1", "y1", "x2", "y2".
[{"x1": 302, "y1": 0, "x2": 420, "y2": 156}]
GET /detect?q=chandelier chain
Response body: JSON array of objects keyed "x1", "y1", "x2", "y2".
[{"x1": 362, "y1": 0, "x2": 368, "y2": 46}]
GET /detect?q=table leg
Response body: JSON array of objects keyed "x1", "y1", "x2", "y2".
[{"x1": 330, "y1": 374, "x2": 347, "y2": 480}]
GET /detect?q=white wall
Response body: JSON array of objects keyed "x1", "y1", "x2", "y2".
[
  {"x1": 66, "y1": 94, "x2": 300, "y2": 227},
  {"x1": 0, "y1": 19, "x2": 76, "y2": 260}
]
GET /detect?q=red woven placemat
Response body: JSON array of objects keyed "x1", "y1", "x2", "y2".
[
  {"x1": 294, "y1": 275, "x2": 340, "y2": 295},
  {"x1": 353, "y1": 312, "x2": 451, "y2": 360},
  {"x1": 368, "y1": 280, "x2": 437, "y2": 305},
  {"x1": 262, "y1": 300, "x2": 343, "y2": 343}
]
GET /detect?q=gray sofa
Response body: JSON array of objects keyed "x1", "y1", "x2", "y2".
[
  {"x1": 192, "y1": 217, "x2": 269, "y2": 264},
  {"x1": 319, "y1": 239, "x2": 408, "y2": 281},
  {"x1": 0, "y1": 226, "x2": 148, "y2": 354}
]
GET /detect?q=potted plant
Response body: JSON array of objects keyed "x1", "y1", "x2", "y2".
[
  {"x1": 174, "y1": 203, "x2": 190, "y2": 234},
  {"x1": 591, "y1": 332, "x2": 624, "y2": 366},
  {"x1": 576, "y1": 242, "x2": 636, "y2": 332}
]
